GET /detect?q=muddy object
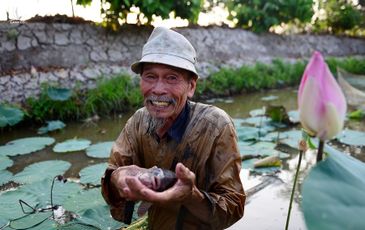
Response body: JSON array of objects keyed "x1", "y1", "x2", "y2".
[{"x1": 138, "y1": 167, "x2": 177, "y2": 192}]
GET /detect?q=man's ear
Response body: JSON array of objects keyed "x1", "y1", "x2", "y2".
[{"x1": 187, "y1": 78, "x2": 197, "y2": 99}]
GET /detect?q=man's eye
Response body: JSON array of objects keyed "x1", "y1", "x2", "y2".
[
  {"x1": 166, "y1": 75, "x2": 179, "y2": 83},
  {"x1": 142, "y1": 75, "x2": 157, "y2": 82}
]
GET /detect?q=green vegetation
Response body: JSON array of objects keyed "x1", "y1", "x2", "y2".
[
  {"x1": 76, "y1": 0, "x2": 365, "y2": 36},
  {"x1": 1, "y1": 57, "x2": 364, "y2": 126}
]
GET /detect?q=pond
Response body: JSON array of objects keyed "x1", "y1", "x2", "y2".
[{"x1": 1, "y1": 87, "x2": 364, "y2": 230}]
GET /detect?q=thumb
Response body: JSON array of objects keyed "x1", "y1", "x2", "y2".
[{"x1": 175, "y1": 163, "x2": 195, "y2": 184}]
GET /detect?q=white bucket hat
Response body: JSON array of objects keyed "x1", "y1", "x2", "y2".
[{"x1": 131, "y1": 27, "x2": 199, "y2": 79}]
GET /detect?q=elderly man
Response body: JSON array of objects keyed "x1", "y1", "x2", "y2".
[{"x1": 101, "y1": 27, "x2": 245, "y2": 229}]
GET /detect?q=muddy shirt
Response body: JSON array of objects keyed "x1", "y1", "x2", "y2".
[{"x1": 101, "y1": 101, "x2": 245, "y2": 229}]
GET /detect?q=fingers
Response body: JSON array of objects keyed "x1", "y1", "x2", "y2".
[{"x1": 175, "y1": 163, "x2": 195, "y2": 185}]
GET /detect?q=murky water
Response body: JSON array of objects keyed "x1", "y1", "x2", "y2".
[{"x1": 1, "y1": 87, "x2": 364, "y2": 230}]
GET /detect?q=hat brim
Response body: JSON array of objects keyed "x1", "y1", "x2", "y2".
[{"x1": 131, "y1": 53, "x2": 199, "y2": 79}]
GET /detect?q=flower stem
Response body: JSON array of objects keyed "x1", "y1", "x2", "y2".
[
  {"x1": 317, "y1": 140, "x2": 325, "y2": 162},
  {"x1": 285, "y1": 146, "x2": 304, "y2": 230}
]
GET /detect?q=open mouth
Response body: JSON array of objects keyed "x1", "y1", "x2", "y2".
[{"x1": 149, "y1": 100, "x2": 171, "y2": 107}]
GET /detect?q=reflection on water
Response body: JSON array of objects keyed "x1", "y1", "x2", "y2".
[{"x1": 1, "y1": 87, "x2": 364, "y2": 230}]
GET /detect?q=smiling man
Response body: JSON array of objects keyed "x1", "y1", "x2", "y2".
[{"x1": 101, "y1": 27, "x2": 245, "y2": 229}]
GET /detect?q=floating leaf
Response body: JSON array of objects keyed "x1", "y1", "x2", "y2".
[
  {"x1": 265, "y1": 105, "x2": 291, "y2": 124},
  {"x1": 261, "y1": 95, "x2": 278, "y2": 101},
  {"x1": 239, "y1": 142, "x2": 289, "y2": 159},
  {"x1": 288, "y1": 110, "x2": 300, "y2": 123},
  {"x1": 0, "y1": 155, "x2": 13, "y2": 170},
  {"x1": 85, "y1": 141, "x2": 113, "y2": 158},
  {"x1": 63, "y1": 188, "x2": 105, "y2": 214},
  {"x1": 53, "y1": 139, "x2": 91, "y2": 153},
  {"x1": 79, "y1": 163, "x2": 108, "y2": 185},
  {"x1": 13, "y1": 160, "x2": 71, "y2": 184},
  {"x1": 19, "y1": 178, "x2": 81, "y2": 207},
  {"x1": 47, "y1": 87, "x2": 72, "y2": 101},
  {"x1": 240, "y1": 116, "x2": 272, "y2": 126},
  {"x1": 78, "y1": 205, "x2": 125, "y2": 230},
  {"x1": 0, "y1": 190, "x2": 39, "y2": 223},
  {"x1": 0, "y1": 170, "x2": 13, "y2": 186},
  {"x1": 38, "y1": 120, "x2": 66, "y2": 134},
  {"x1": 236, "y1": 126, "x2": 263, "y2": 141},
  {"x1": 302, "y1": 145, "x2": 365, "y2": 230},
  {"x1": 0, "y1": 104, "x2": 24, "y2": 127},
  {"x1": 249, "y1": 108, "x2": 265, "y2": 117},
  {"x1": 9, "y1": 212, "x2": 54, "y2": 230},
  {"x1": 336, "y1": 129, "x2": 365, "y2": 146},
  {"x1": 0, "y1": 137, "x2": 55, "y2": 157}
]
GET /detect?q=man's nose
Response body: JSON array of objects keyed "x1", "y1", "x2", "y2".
[{"x1": 152, "y1": 79, "x2": 167, "y2": 94}]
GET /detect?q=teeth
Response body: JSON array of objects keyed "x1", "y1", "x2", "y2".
[{"x1": 152, "y1": 101, "x2": 169, "y2": 107}]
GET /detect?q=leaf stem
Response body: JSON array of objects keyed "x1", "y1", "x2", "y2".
[
  {"x1": 285, "y1": 146, "x2": 304, "y2": 230},
  {"x1": 317, "y1": 140, "x2": 325, "y2": 162}
]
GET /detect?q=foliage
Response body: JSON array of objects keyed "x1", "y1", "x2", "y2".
[
  {"x1": 313, "y1": 0, "x2": 365, "y2": 34},
  {"x1": 85, "y1": 141, "x2": 114, "y2": 158},
  {"x1": 225, "y1": 0, "x2": 314, "y2": 33},
  {"x1": 37, "y1": 120, "x2": 66, "y2": 134},
  {"x1": 83, "y1": 75, "x2": 142, "y2": 117},
  {"x1": 0, "y1": 137, "x2": 55, "y2": 157},
  {"x1": 77, "y1": 0, "x2": 203, "y2": 27},
  {"x1": 53, "y1": 139, "x2": 91, "y2": 153},
  {"x1": 0, "y1": 104, "x2": 24, "y2": 127},
  {"x1": 302, "y1": 145, "x2": 365, "y2": 230}
]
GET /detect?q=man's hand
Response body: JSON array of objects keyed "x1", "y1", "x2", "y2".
[{"x1": 123, "y1": 163, "x2": 196, "y2": 205}]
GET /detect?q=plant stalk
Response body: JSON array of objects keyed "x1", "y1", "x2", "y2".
[
  {"x1": 317, "y1": 140, "x2": 325, "y2": 162},
  {"x1": 285, "y1": 146, "x2": 304, "y2": 230}
]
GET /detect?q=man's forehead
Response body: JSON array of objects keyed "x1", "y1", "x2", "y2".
[{"x1": 142, "y1": 63, "x2": 188, "y2": 74}]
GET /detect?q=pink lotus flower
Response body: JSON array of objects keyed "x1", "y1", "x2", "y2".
[{"x1": 298, "y1": 51, "x2": 347, "y2": 141}]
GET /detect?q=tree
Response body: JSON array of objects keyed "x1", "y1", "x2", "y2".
[
  {"x1": 77, "y1": 0, "x2": 203, "y2": 27},
  {"x1": 225, "y1": 0, "x2": 314, "y2": 33}
]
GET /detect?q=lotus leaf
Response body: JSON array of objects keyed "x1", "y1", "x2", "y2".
[
  {"x1": 236, "y1": 126, "x2": 262, "y2": 141},
  {"x1": 53, "y1": 139, "x2": 91, "y2": 153},
  {"x1": 0, "y1": 155, "x2": 13, "y2": 170},
  {"x1": 240, "y1": 116, "x2": 272, "y2": 126},
  {"x1": 8, "y1": 212, "x2": 54, "y2": 230},
  {"x1": 47, "y1": 87, "x2": 72, "y2": 101},
  {"x1": 18, "y1": 178, "x2": 82, "y2": 207},
  {"x1": 276, "y1": 130, "x2": 302, "y2": 150},
  {"x1": 239, "y1": 142, "x2": 289, "y2": 159},
  {"x1": 85, "y1": 141, "x2": 114, "y2": 158},
  {"x1": 0, "y1": 137, "x2": 55, "y2": 157},
  {"x1": 0, "y1": 170, "x2": 12, "y2": 186},
  {"x1": 302, "y1": 145, "x2": 365, "y2": 230},
  {"x1": 77, "y1": 205, "x2": 125, "y2": 230},
  {"x1": 249, "y1": 108, "x2": 265, "y2": 117},
  {"x1": 13, "y1": 160, "x2": 71, "y2": 184},
  {"x1": 0, "y1": 190, "x2": 39, "y2": 223},
  {"x1": 261, "y1": 95, "x2": 278, "y2": 101},
  {"x1": 79, "y1": 163, "x2": 107, "y2": 185},
  {"x1": 38, "y1": 120, "x2": 66, "y2": 134},
  {"x1": 288, "y1": 110, "x2": 300, "y2": 123},
  {"x1": 336, "y1": 129, "x2": 365, "y2": 146},
  {"x1": 63, "y1": 188, "x2": 105, "y2": 214},
  {"x1": 0, "y1": 104, "x2": 24, "y2": 127}
]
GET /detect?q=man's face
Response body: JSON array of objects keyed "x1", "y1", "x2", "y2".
[{"x1": 140, "y1": 63, "x2": 196, "y2": 120}]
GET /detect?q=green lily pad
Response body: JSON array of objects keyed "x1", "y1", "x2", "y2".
[
  {"x1": 79, "y1": 163, "x2": 108, "y2": 185},
  {"x1": 85, "y1": 141, "x2": 113, "y2": 158},
  {"x1": 236, "y1": 126, "x2": 265, "y2": 141},
  {"x1": 0, "y1": 190, "x2": 39, "y2": 223},
  {"x1": 261, "y1": 95, "x2": 278, "y2": 101},
  {"x1": 13, "y1": 160, "x2": 71, "y2": 184},
  {"x1": 0, "y1": 137, "x2": 55, "y2": 157},
  {"x1": 0, "y1": 155, "x2": 13, "y2": 170},
  {"x1": 0, "y1": 170, "x2": 13, "y2": 186},
  {"x1": 47, "y1": 87, "x2": 72, "y2": 101},
  {"x1": 78, "y1": 205, "x2": 125, "y2": 230},
  {"x1": 38, "y1": 120, "x2": 66, "y2": 134},
  {"x1": 63, "y1": 188, "x2": 105, "y2": 214},
  {"x1": 288, "y1": 110, "x2": 300, "y2": 123},
  {"x1": 249, "y1": 108, "x2": 266, "y2": 117},
  {"x1": 53, "y1": 139, "x2": 91, "y2": 153},
  {"x1": 0, "y1": 104, "x2": 24, "y2": 127},
  {"x1": 302, "y1": 145, "x2": 365, "y2": 230},
  {"x1": 8, "y1": 212, "x2": 54, "y2": 230},
  {"x1": 18, "y1": 178, "x2": 82, "y2": 207},
  {"x1": 239, "y1": 142, "x2": 289, "y2": 159},
  {"x1": 241, "y1": 116, "x2": 272, "y2": 126},
  {"x1": 336, "y1": 129, "x2": 365, "y2": 146}
]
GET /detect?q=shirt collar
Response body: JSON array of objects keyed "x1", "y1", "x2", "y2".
[{"x1": 167, "y1": 102, "x2": 190, "y2": 143}]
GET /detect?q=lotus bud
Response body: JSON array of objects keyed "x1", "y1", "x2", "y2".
[{"x1": 298, "y1": 51, "x2": 347, "y2": 141}]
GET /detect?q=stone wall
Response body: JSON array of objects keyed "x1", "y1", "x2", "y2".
[{"x1": 1, "y1": 22, "x2": 365, "y2": 104}]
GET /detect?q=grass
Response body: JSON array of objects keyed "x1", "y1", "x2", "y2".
[{"x1": 10, "y1": 57, "x2": 365, "y2": 123}]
